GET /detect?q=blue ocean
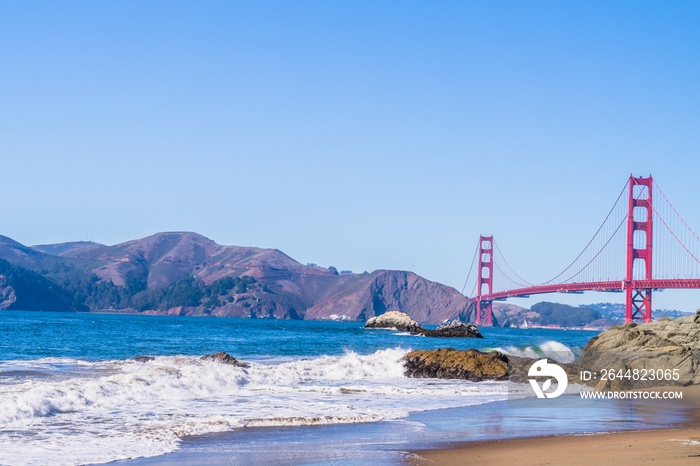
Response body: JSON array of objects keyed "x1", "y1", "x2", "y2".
[{"x1": 0, "y1": 312, "x2": 685, "y2": 465}]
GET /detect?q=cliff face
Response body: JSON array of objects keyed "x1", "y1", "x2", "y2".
[
  {"x1": 0, "y1": 276, "x2": 17, "y2": 309},
  {"x1": 304, "y1": 270, "x2": 474, "y2": 324}
]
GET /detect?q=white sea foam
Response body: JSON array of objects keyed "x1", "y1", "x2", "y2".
[
  {"x1": 0, "y1": 348, "x2": 507, "y2": 465},
  {"x1": 492, "y1": 340, "x2": 577, "y2": 363}
]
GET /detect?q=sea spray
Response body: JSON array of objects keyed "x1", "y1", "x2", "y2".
[{"x1": 489, "y1": 340, "x2": 578, "y2": 363}]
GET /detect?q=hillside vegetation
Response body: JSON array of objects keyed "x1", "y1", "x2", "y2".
[
  {"x1": 529, "y1": 302, "x2": 602, "y2": 327},
  {"x1": 0, "y1": 259, "x2": 82, "y2": 311}
]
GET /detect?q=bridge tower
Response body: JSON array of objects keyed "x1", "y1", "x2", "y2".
[
  {"x1": 626, "y1": 174, "x2": 653, "y2": 323},
  {"x1": 476, "y1": 235, "x2": 494, "y2": 326}
]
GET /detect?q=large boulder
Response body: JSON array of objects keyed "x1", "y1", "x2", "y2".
[
  {"x1": 365, "y1": 311, "x2": 423, "y2": 332},
  {"x1": 576, "y1": 311, "x2": 700, "y2": 390},
  {"x1": 403, "y1": 348, "x2": 508, "y2": 381},
  {"x1": 583, "y1": 314, "x2": 700, "y2": 352},
  {"x1": 365, "y1": 311, "x2": 484, "y2": 338},
  {"x1": 419, "y1": 321, "x2": 484, "y2": 338},
  {"x1": 402, "y1": 348, "x2": 587, "y2": 385}
]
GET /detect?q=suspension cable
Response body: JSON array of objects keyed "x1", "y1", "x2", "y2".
[
  {"x1": 540, "y1": 178, "x2": 629, "y2": 285},
  {"x1": 494, "y1": 240, "x2": 534, "y2": 286},
  {"x1": 559, "y1": 216, "x2": 627, "y2": 283},
  {"x1": 494, "y1": 261, "x2": 529, "y2": 288},
  {"x1": 649, "y1": 198, "x2": 700, "y2": 266},
  {"x1": 461, "y1": 240, "x2": 480, "y2": 296},
  {"x1": 653, "y1": 179, "x2": 700, "y2": 245}
]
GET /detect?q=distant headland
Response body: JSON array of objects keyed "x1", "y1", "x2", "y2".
[{"x1": 0, "y1": 232, "x2": 690, "y2": 326}]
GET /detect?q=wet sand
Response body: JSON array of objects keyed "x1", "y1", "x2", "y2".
[
  {"x1": 118, "y1": 386, "x2": 691, "y2": 465},
  {"x1": 410, "y1": 385, "x2": 700, "y2": 465}
]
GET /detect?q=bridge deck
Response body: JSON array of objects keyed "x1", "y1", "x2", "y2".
[{"x1": 474, "y1": 279, "x2": 700, "y2": 302}]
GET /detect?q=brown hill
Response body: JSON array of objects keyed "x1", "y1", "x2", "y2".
[
  {"x1": 60, "y1": 232, "x2": 332, "y2": 288},
  {"x1": 0, "y1": 232, "x2": 478, "y2": 325}
]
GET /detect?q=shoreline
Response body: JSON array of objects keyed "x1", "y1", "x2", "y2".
[
  {"x1": 117, "y1": 387, "x2": 690, "y2": 465},
  {"x1": 409, "y1": 385, "x2": 700, "y2": 465}
]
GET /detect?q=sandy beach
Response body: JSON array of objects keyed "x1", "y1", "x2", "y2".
[{"x1": 410, "y1": 385, "x2": 700, "y2": 465}]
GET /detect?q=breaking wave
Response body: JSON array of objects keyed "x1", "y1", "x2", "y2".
[
  {"x1": 0, "y1": 348, "x2": 506, "y2": 465},
  {"x1": 491, "y1": 341, "x2": 578, "y2": 363}
]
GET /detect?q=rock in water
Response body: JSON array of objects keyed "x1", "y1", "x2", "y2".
[
  {"x1": 201, "y1": 352, "x2": 250, "y2": 368},
  {"x1": 419, "y1": 321, "x2": 484, "y2": 338},
  {"x1": 365, "y1": 311, "x2": 423, "y2": 332},
  {"x1": 132, "y1": 356, "x2": 155, "y2": 363},
  {"x1": 403, "y1": 348, "x2": 508, "y2": 381},
  {"x1": 365, "y1": 312, "x2": 484, "y2": 338}
]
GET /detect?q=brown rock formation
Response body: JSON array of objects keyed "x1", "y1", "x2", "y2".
[
  {"x1": 575, "y1": 312, "x2": 700, "y2": 390},
  {"x1": 418, "y1": 321, "x2": 483, "y2": 338},
  {"x1": 403, "y1": 348, "x2": 509, "y2": 381}
]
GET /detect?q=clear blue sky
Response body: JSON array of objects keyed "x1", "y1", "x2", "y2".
[{"x1": 2, "y1": 2, "x2": 699, "y2": 311}]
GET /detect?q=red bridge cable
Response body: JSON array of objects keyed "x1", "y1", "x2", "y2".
[
  {"x1": 653, "y1": 179, "x2": 700, "y2": 246},
  {"x1": 649, "y1": 200, "x2": 700, "y2": 267},
  {"x1": 493, "y1": 240, "x2": 534, "y2": 286},
  {"x1": 461, "y1": 241, "x2": 480, "y2": 296},
  {"x1": 539, "y1": 179, "x2": 630, "y2": 286},
  {"x1": 493, "y1": 261, "x2": 530, "y2": 288},
  {"x1": 558, "y1": 216, "x2": 627, "y2": 284}
]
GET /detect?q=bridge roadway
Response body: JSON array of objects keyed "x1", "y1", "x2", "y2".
[{"x1": 474, "y1": 279, "x2": 700, "y2": 302}]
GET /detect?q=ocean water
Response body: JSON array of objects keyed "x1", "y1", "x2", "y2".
[{"x1": 0, "y1": 311, "x2": 671, "y2": 465}]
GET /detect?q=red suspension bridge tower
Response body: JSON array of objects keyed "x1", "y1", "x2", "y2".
[
  {"x1": 467, "y1": 173, "x2": 700, "y2": 326},
  {"x1": 626, "y1": 175, "x2": 653, "y2": 323},
  {"x1": 475, "y1": 235, "x2": 493, "y2": 326}
]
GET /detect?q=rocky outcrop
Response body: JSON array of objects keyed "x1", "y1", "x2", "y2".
[
  {"x1": 365, "y1": 312, "x2": 483, "y2": 338},
  {"x1": 401, "y1": 348, "x2": 589, "y2": 385},
  {"x1": 0, "y1": 276, "x2": 17, "y2": 309},
  {"x1": 403, "y1": 348, "x2": 509, "y2": 381},
  {"x1": 418, "y1": 321, "x2": 483, "y2": 338},
  {"x1": 575, "y1": 311, "x2": 700, "y2": 390},
  {"x1": 583, "y1": 314, "x2": 700, "y2": 352},
  {"x1": 365, "y1": 311, "x2": 423, "y2": 332},
  {"x1": 200, "y1": 352, "x2": 250, "y2": 368}
]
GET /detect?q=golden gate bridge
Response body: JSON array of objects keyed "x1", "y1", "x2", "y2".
[{"x1": 463, "y1": 175, "x2": 700, "y2": 325}]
